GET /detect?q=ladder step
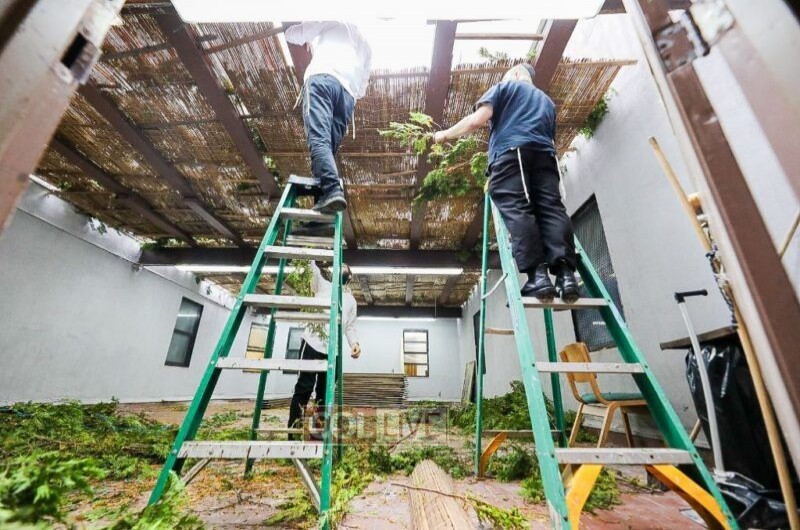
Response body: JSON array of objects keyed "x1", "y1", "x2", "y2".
[
  {"x1": 554, "y1": 448, "x2": 694, "y2": 465},
  {"x1": 178, "y1": 441, "x2": 323, "y2": 460},
  {"x1": 536, "y1": 362, "x2": 644, "y2": 374},
  {"x1": 486, "y1": 327, "x2": 514, "y2": 335},
  {"x1": 522, "y1": 297, "x2": 608, "y2": 310},
  {"x1": 216, "y1": 358, "x2": 328, "y2": 372},
  {"x1": 272, "y1": 311, "x2": 333, "y2": 323},
  {"x1": 255, "y1": 427, "x2": 333, "y2": 436},
  {"x1": 243, "y1": 294, "x2": 329, "y2": 310},
  {"x1": 264, "y1": 245, "x2": 333, "y2": 262},
  {"x1": 281, "y1": 207, "x2": 334, "y2": 222},
  {"x1": 285, "y1": 235, "x2": 334, "y2": 248}
]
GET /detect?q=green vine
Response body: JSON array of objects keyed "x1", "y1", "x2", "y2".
[
  {"x1": 579, "y1": 92, "x2": 612, "y2": 139},
  {"x1": 379, "y1": 112, "x2": 488, "y2": 204}
]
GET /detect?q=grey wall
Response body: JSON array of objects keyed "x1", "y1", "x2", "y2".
[
  {"x1": 457, "y1": 14, "x2": 799, "y2": 439},
  {"x1": 0, "y1": 185, "x2": 461, "y2": 404}
]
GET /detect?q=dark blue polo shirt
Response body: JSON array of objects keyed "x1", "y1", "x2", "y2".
[{"x1": 475, "y1": 80, "x2": 557, "y2": 164}]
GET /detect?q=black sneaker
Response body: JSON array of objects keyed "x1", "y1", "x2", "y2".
[
  {"x1": 292, "y1": 221, "x2": 335, "y2": 237},
  {"x1": 520, "y1": 263, "x2": 557, "y2": 301},
  {"x1": 313, "y1": 188, "x2": 347, "y2": 214},
  {"x1": 554, "y1": 260, "x2": 580, "y2": 303}
]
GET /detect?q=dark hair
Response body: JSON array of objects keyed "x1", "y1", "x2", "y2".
[{"x1": 341, "y1": 263, "x2": 352, "y2": 285}]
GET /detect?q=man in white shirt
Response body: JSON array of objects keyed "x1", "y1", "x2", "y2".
[
  {"x1": 287, "y1": 261, "x2": 361, "y2": 435},
  {"x1": 284, "y1": 21, "x2": 372, "y2": 215}
]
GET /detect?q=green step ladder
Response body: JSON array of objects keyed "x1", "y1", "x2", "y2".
[
  {"x1": 148, "y1": 175, "x2": 345, "y2": 529},
  {"x1": 473, "y1": 193, "x2": 738, "y2": 530}
]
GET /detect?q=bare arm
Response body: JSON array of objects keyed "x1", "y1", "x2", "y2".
[{"x1": 434, "y1": 105, "x2": 493, "y2": 144}]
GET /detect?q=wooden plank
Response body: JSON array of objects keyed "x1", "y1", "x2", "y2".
[
  {"x1": 486, "y1": 327, "x2": 513, "y2": 335},
  {"x1": 522, "y1": 297, "x2": 608, "y2": 310},
  {"x1": 405, "y1": 275, "x2": 416, "y2": 305},
  {"x1": 281, "y1": 207, "x2": 335, "y2": 222},
  {"x1": 263, "y1": 245, "x2": 333, "y2": 262},
  {"x1": 272, "y1": 311, "x2": 332, "y2": 323},
  {"x1": 555, "y1": 448, "x2": 693, "y2": 465},
  {"x1": 455, "y1": 32, "x2": 543, "y2": 40},
  {"x1": 204, "y1": 26, "x2": 284, "y2": 55},
  {"x1": 536, "y1": 362, "x2": 644, "y2": 374},
  {"x1": 178, "y1": 441, "x2": 323, "y2": 459},
  {"x1": 243, "y1": 294, "x2": 329, "y2": 310},
  {"x1": 154, "y1": 10, "x2": 278, "y2": 197},
  {"x1": 408, "y1": 460, "x2": 473, "y2": 529},
  {"x1": 216, "y1": 357, "x2": 328, "y2": 372},
  {"x1": 437, "y1": 275, "x2": 461, "y2": 307},
  {"x1": 410, "y1": 21, "x2": 457, "y2": 250}
]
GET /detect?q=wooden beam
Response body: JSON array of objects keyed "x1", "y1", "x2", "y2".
[
  {"x1": 154, "y1": 10, "x2": 280, "y2": 197},
  {"x1": 78, "y1": 84, "x2": 245, "y2": 245},
  {"x1": 600, "y1": 0, "x2": 691, "y2": 13},
  {"x1": 437, "y1": 275, "x2": 461, "y2": 306},
  {"x1": 455, "y1": 33, "x2": 543, "y2": 40},
  {"x1": 405, "y1": 275, "x2": 416, "y2": 305},
  {"x1": 139, "y1": 247, "x2": 500, "y2": 268},
  {"x1": 204, "y1": 26, "x2": 284, "y2": 55},
  {"x1": 409, "y1": 21, "x2": 457, "y2": 250},
  {"x1": 359, "y1": 305, "x2": 462, "y2": 318},
  {"x1": 50, "y1": 139, "x2": 194, "y2": 244}
]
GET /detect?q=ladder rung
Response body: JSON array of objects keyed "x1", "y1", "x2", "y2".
[
  {"x1": 264, "y1": 245, "x2": 333, "y2": 262},
  {"x1": 285, "y1": 235, "x2": 334, "y2": 248},
  {"x1": 281, "y1": 208, "x2": 334, "y2": 222},
  {"x1": 555, "y1": 448, "x2": 694, "y2": 465},
  {"x1": 522, "y1": 297, "x2": 608, "y2": 310},
  {"x1": 243, "y1": 294, "x2": 329, "y2": 310},
  {"x1": 272, "y1": 311, "x2": 333, "y2": 323},
  {"x1": 486, "y1": 327, "x2": 514, "y2": 335},
  {"x1": 255, "y1": 427, "x2": 332, "y2": 436},
  {"x1": 216, "y1": 358, "x2": 328, "y2": 372},
  {"x1": 536, "y1": 362, "x2": 644, "y2": 374},
  {"x1": 178, "y1": 441, "x2": 323, "y2": 460}
]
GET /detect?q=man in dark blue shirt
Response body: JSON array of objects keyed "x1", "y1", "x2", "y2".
[{"x1": 433, "y1": 64, "x2": 579, "y2": 302}]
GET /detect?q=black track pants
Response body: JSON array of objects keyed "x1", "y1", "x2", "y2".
[
  {"x1": 287, "y1": 340, "x2": 329, "y2": 429},
  {"x1": 488, "y1": 147, "x2": 577, "y2": 272}
]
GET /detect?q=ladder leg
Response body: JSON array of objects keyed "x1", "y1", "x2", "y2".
[
  {"x1": 474, "y1": 192, "x2": 491, "y2": 476},
  {"x1": 149, "y1": 185, "x2": 296, "y2": 505},
  {"x1": 575, "y1": 238, "x2": 737, "y2": 527},
  {"x1": 319, "y1": 212, "x2": 343, "y2": 530},
  {"x1": 647, "y1": 465, "x2": 730, "y2": 530},
  {"x1": 478, "y1": 432, "x2": 508, "y2": 478},
  {"x1": 492, "y1": 201, "x2": 571, "y2": 528},
  {"x1": 565, "y1": 464, "x2": 603, "y2": 528},
  {"x1": 544, "y1": 308, "x2": 567, "y2": 447},
  {"x1": 335, "y1": 315, "x2": 344, "y2": 460},
  {"x1": 246, "y1": 218, "x2": 294, "y2": 475}
]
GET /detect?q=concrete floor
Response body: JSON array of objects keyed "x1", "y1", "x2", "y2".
[{"x1": 84, "y1": 401, "x2": 707, "y2": 529}]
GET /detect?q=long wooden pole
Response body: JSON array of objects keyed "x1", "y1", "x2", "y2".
[{"x1": 650, "y1": 137, "x2": 799, "y2": 529}]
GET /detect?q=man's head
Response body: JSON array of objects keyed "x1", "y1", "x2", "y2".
[
  {"x1": 501, "y1": 64, "x2": 536, "y2": 85},
  {"x1": 341, "y1": 263, "x2": 352, "y2": 285}
]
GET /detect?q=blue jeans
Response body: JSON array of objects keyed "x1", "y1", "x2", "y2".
[{"x1": 302, "y1": 74, "x2": 355, "y2": 195}]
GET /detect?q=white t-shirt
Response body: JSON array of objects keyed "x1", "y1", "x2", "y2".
[
  {"x1": 284, "y1": 21, "x2": 372, "y2": 100},
  {"x1": 302, "y1": 261, "x2": 359, "y2": 355}
]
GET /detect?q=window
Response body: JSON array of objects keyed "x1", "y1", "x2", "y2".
[
  {"x1": 285, "y1": 327, "x2": 304, "y2": 360},
  {"x1": 245, "y1": 323, "x2": 269, "y2": 363},
  {"x1": 165, "y1": 297, "x2": 203, "y2": 367},
  {"x1": 571, "y1": 196, "x2": 625, "y2": 352},
  {"x1": 403, "y1": 329, "x2": 429, "y2": 377}
]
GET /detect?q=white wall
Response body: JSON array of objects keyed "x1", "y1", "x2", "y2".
[
  {"x1": 0, "y1": 185, "x2": 461, "y2": 404},
  {"x1": 457, "y1": 14, "x2": 799, "y2": 439}
]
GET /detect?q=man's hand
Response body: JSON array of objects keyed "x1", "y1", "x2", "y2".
[
  {"x1": 351, "y1": 343, "x2": 361, "y2": 359},
  {"x1": 433, "y1": 131, "x2": 447, "y2": 144}
]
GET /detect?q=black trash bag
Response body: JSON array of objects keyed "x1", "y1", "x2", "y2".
[{"x1": 686, "y1": 341, "x2": 799, "y2": 528}]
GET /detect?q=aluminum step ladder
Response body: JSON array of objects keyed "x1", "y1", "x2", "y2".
[
  {"x1": 148, "y1": 175, "x2": 345, "y2": 528},
  {"x1": 473, "y1": 194, "x2": 738, "y2": 529}
]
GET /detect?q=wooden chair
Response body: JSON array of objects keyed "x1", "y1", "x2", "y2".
[{"x1": 560, "y1": 342, "x2": 649, "y2": 447}]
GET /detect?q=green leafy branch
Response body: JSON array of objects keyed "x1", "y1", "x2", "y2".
[{"x1": 379, "y1": 112, "x2": 488, "y2": 204}]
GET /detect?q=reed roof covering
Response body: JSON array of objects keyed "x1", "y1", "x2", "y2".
[{"x1": 36, "y1": 6, "x2": 632, "y2": 308}]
